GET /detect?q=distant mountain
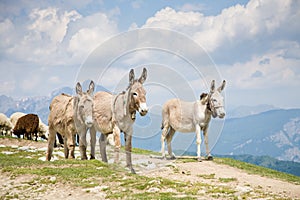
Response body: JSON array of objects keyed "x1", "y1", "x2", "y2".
[
  {"x1": 132, "y1": 108, "x2": 300, "y2": 163},
  {"x1": 214, "y1": 109, "x2": 300, "y2": 162},
  {"x1": 227, "y1": 104, "x2": 278, "y2": 118},
  {"x1": 218, "y1": 154, "x2": 300, "y2": 177},
  {"x1": 0, "y1": 83, "x2": 109, "y2": 123}
]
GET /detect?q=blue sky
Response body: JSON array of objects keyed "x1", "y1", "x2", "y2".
[{"x1": 1, "y1": 0, "x2": 300, "y2": 110}]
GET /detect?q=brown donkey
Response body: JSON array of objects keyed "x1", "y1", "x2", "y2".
[
  {"x1": 90, "y1": 68, "x2": 148, "y2": 173},
  {"x1": 46, "y1": 81, "x2": 95, "y2": 161}
]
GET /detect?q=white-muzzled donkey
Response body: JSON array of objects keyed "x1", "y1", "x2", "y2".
[
  {"x1": 161, "y1": 80, "x2": 226, "y2": 161},
  {"x1": 90, "y1": 68, "x2": 148, "y2": 173}
]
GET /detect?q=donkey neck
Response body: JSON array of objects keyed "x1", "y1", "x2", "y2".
[
  {"x1": 206, "y1": 93, "x2": 216, "y2": 118},
  {"x1": 73, "y1": 96, "x2": 84, "y2": 124},
  {"x1": 114, "y1": 88, "x2": 136, "y2": 121}
]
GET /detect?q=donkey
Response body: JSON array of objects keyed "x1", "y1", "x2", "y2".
[
  {"x1": 161, "y1": 80, "x2": 226, "y2": 161},
  {"x1": 46, "y1": 81, "x2": 95, "y2": 161},
  {"x1": 90, "y1": 68, "x2": 148, "y2": 173}
]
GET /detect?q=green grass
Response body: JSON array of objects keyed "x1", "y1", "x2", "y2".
[
  {"x1": 0, "y1": 144, "x2": 242, "y2": 199},
  {"x1": 128, "y1": 147, "x2": 161, "y2": 156},
  {"x1": 197, "y1": 173, "x2": 216, "y2": 179},
  {"x1": 1, "y1": 137, "x2": 298, "y2": 199},
  {"x1": 214, "y1": 157, "x2": 300, "y2": 185},
  {"x1": 0, "y1": 144, "x2": 210, "y2": 199},
  {"x1": 218, "y1": 177, "x2": 237, "y2": 183}
]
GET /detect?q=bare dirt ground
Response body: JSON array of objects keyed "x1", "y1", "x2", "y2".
[{"x1": 1, "y1": 138, "x2": 299, "y2": 199}]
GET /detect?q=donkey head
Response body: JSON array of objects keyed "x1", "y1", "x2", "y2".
[
  {"x1": 209, "y1": 80, "x2": 226, "y2": 119},
  {"x1": 128, "y1": 68, "x2": 148, "y2": 116},
  {"x1": 75, "y1": 80, "x2": 95, "y2": 128}
]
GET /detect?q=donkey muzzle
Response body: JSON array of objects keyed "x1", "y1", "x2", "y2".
[
  {"x1": 85, "y1": 116, "x2": 93, "y2": 127},
  {"x1": 138, "y1": 103, "x2": 148, "y2": 116}
]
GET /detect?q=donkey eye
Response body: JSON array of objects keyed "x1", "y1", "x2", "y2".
[{"x1": 133, "y1": 92, "x2": 138, "y2": 97}]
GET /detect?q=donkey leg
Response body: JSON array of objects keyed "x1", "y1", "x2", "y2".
[
  {"x1": 161, "y1": 123, "x2": 169, "y2": 159},
  {"x1": 67, "y1": 134, "x2": 76, "y2": 159},
  {"x1": 64, "y1": 136, "x2": 69, "y2": 159},
  {"x1": 99, "y1": 133, "x2": 108, "y2": 162},
  {"x1": 46, "y1": 128, "x2": 56, "y2": 161},
  {"x1": 196, "y1": 125, "x2": 202, "y2": 162},
  {"x1": 78, "y1": 131, "x2": 88, "y2": 160},
  {"x1": 89, "y1": 127, "x2": 96, "y2": 159},
  {"x1": 166, "y1": 128, "x2": 176, "y2": 159},
  {"x1": 203, "y1": 127, "x2": 213, "y2": 160},
  {"x1": 124, "y1": 131, "x2": 135, "y2": 174},
  {"x1": 113, "y1": 126, "x2": 121, "y2": 164}
]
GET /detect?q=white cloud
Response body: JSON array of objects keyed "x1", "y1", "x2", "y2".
[
  {"x1": 1, "y1": 7, "x2": 82, "y2": 65},
  {"x1": 140, "y1": 0, "x2": 300, "y2": 93},
  {"x1": 0, "y1": 19, "x2": 15, "y2": 50},
  {"x1": 143, "y1": 0, "x2": 300, "y2": 52},
  {"x1": 28, "y1": 7, "x2": 81, "y2": 43},
  {"x1": 144, "y1": 7, "x2": 203, "y2": 31},
  {"x1": 0, "y1": 4, "x2": 119, "y2": 97},
  {"x1": 67, "y1": 12, "x2": 118, "y2": 63},
  {"x1": 221, "y1": 49, "x2": 300, "y2": 89}
]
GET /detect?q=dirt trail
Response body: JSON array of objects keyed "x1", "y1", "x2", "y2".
[{"x1": 0, "y1": 138, "x2": 299, "y2": 199}]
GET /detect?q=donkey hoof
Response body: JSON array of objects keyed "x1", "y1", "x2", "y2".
[
  {"x1": 90, "y1": 155, "x2": 95, "y2": 160},
  {"x1": 131, "y1": 168, "x2": 136, "y2": 174},
  {"x1": 126, "y1": 166, "x2": 136, "y2": 174},
  {"x1": 170, "y1": 156, "x2": 176, "y2": 160},
  {"x1": 207, "y1": 156, "x2": 213, "y2": 161},
  {"x1": 81, "y1": 155, "x2": 88, "y2": 160},
  {"x1": 197, "y1": 157, "x2": 203, "y2": 162}
]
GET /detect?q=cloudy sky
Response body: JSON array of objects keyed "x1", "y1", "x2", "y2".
[{"x1": 1, "y1": 0, "x2": 300, "y2": 110}]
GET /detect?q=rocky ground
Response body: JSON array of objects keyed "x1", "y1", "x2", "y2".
[{"x1": 0, "y1": 137, "x2": 299, "y2": 199}]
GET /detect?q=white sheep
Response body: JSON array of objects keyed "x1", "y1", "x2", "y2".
[
  {"x1": 0, "y1": 113, "x2": 13, "y2": 136},
  {"x1": 38, "y1": 119, "x2": 49, "y2": 140},
  {"x1": 10, "y1": 112, "x2": 26, "y2": 127}
]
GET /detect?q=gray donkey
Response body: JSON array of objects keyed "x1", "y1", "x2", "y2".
[
  {"x1": 90, "y1": 68, "x2": 148, "y2": 173},
  {"x1": 161, "y1": 80, "x2": 226, "y2": 161},
  {"x1": 46, "y1": 81, "x2": 95, "y2": 161}
]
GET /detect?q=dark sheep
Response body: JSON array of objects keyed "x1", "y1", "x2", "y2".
[{"x1": 13, "y1": 114, "x2": 39, "y2": 141}]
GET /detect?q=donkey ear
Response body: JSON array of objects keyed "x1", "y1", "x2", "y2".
[
  {"x1": 200, "y1": 93, "x2": 208, "y2": 104},
  {"x1": 129, "y1": 69, "x2": 135, "y2": 85},
  {"x1": 76, "y1": 82, "x2": 83, "y2": 96},
  {"x1": 138, "y1": 68, "x2": 147, "y2": 84},
  {"x1": 210, "y1": 80, "x2": 215, "y2": 93},
  {"x1": 87, "y1": 80, "x2": 95, "y2": 95},
  {"x1": 217, "y1": 80, "x2": 226, "y2": 92}
]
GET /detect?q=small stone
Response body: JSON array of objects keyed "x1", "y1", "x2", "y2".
[
  {"x1": 147, "y1": 187, "x2": 160, "y2": 193},
  {"x1": 49, "y1": 176, "x2": 56, "y2": 182}
]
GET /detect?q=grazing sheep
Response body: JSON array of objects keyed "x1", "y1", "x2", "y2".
[
  {"x1": 10, "y1": 112, "x2": 48, "y2": 140},
  {"x1": 38, "y1": 119, "x2": 49, "y2": 140},
  {"x1": 13, "y1": 114, "x2": 39, "y2": 140},
  {"x1": 10, "y1": 112, "x2": 26, "y2": 127},
  {"x1": 0, "y1": 113, "x2": 13, "y2": 136}
]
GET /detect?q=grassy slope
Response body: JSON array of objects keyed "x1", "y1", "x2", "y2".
[{"x1": 0, "y1": 137, "x2": 299, "y2": 199}]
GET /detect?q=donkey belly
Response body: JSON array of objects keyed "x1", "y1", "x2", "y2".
[{"x1": 170, "y1": 122, "x2": 195, "y2": 133}]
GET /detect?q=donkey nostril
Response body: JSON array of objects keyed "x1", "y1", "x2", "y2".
[{"x1": 219, "y1": 113, "x2": 225, "y2": 118}]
